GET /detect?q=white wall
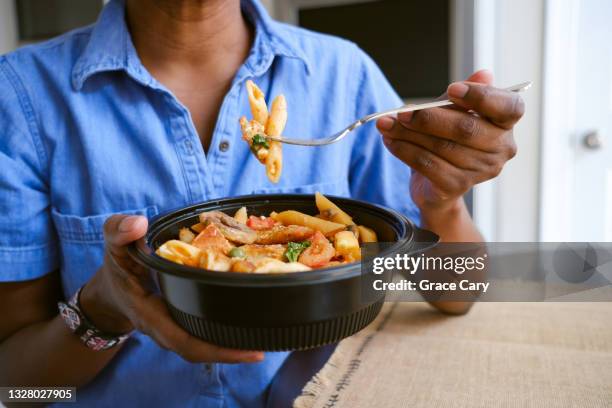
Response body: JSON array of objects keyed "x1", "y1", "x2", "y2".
[
  {"x1": 490, "y1": 0, "x2": 544, "y2": 241},
  {"x1": 0, "y1": 0, "x2": 18, "y2": 54},
  {"x1": 439, "y1": 0, "x2": 545, "y2": 242}
]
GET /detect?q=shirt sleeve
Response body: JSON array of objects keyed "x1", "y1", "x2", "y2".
[
  {"x1": 0, "y1": 57, "x2": 58, "y2": 281},
  {"x1": 348, "y1": 47, "x2": 421, "y2": 226}
]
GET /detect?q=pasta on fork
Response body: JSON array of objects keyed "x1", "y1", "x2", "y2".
[{"x1": 240, "y1": 80, "x2": 285, "y2": 183}]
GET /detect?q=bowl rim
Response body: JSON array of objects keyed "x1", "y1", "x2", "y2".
[{"x1": 128, "y1": 194, "x2": 417, "y2": 287}]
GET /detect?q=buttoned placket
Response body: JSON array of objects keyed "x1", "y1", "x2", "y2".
[
  {"x1": 205, "y1": 80, "x2": 242, "y2": 198},
  {"x1": 142, "y1": 68, "x2": 268, "y2": 203},
  {"x1": 163, "y1": 94, "x2": 212, "y2": 202},
  {"x1": 122, "y1": 55, "x2": 215, "y2": 206},
  {"x1": 197, "y1": 35, "x2": 277, "y2": 198}
]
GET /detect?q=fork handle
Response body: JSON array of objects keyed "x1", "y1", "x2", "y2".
[
  {"x1": 361, "y1": 81, "x2": 532, "y2": 124},
  {"x1": 362, "y1": 100, "x2": 453, "y2": 123}
]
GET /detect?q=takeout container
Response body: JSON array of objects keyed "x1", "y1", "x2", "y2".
[{"x1": 128, "y1": 194, "x2": 438, "y2": 351}]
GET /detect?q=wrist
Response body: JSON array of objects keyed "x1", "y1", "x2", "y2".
[
  {"x1": 80, "y1": 271, "x2": 134, "y2": 334},
  {"x1": 418, "y1": 196, "x2": 475, "y2": 239},
  {"x1": 418, "y1": 196, "x2": 465, "y2": 222},
  {"x1": 417, "y1": 196, "x2": 484, "y2": 242}
]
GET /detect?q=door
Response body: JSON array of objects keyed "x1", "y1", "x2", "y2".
[
  {"x1": 540, "y1": 0, "x2": 612, "y2": 241},
  {"x1": 571, "y1": 0, "x2": 612, "y2": 241}
]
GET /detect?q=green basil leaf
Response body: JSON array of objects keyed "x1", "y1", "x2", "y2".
[
  {"x1": 252, "y1": 134, "x2": 269, "y2": 149},
  {"x1": 285, "y1": 241, "x2": 311, "y2": 263}
]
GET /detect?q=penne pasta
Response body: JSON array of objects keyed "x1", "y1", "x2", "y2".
[
  {"x1": 357, "y1": 225, "x2": 378, "y2": 243},
  {"x1": 156, "y1": 239, "x2": 201, "y2": 267},
  {"x1": 253, "y1": 258, "x2": 311, "y2": 274},
  {"x1": 315, "y1": 192, "x2": 354, "y2": 225},
  {"x1": 246, "y1": 80, "x2": 269, "y2": 125},
  {"x1": 265, "y1": 142, "x2": 282, "y2": 183},
  {"x1": 264, "y1": 95, "x2": 286, "y2": 183},
  {"x1": 271, "y1": 210, "x2": 345, "y2": 237},
  {"x1": 265, "y1": 95, "x2": 287, "y2": 137},
  {"x1": 334, "y1": 230, "x2": 361, "y2": 261}
]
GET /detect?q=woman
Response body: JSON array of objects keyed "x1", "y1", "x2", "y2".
[{"x1": 0, "y1": 0, "x2": 523, "y2": 406}]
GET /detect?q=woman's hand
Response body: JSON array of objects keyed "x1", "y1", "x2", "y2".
[
  {"x1": 376, "y1": 70, "x2": 524, "y2": 213},
  {"x1": 80, "y1": 214, "x2": 264, "y2": 364}
]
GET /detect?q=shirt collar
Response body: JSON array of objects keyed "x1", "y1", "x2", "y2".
[{"x1": 71, "y1": 0, "x2": 310, "y2": 91}]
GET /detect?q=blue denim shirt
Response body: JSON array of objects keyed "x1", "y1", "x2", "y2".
[{"x1": 0, "y1": 0, "x2": 418, "y2": 406}]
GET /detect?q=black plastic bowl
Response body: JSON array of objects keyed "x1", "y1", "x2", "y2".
[{"x1": 128, "y1": 194, "x2": 438, "y2": 351}]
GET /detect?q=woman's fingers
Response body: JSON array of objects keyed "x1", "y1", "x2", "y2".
[
  {"x1": 381, "y1": 135, "x2": 475, "y2": 196},
  {"x1": 396, "y1": 107, "x2": 507, "y2": 153},
  {"x1": 447, "y1": 82, "x2": 525, "y2": 129},
  {"x1": 103, "y1": 214, "x2": 151, "y2": 280},
  {"x1": 384, "y1": 125, "x2": 500, "y2": 174},
  {"x1": 378, "y1": 116, "x2": 509, "y2": 186},
  {"x1": 103, "y1": 215, "x2": 148, "y2": 259},
  {"x1": 135, "y1": 295, "x2": 264, "y2": 364}
]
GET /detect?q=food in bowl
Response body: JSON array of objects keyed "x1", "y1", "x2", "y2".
[
  {"x1": 128, "y1": 194, "x2": 437, "y2": 350},
  {"x1": 155, "y1": 192, "x2": 378, "y2": 273}
]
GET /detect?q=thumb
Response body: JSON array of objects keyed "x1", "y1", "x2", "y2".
[
  {"x1": 432, "y1": 69, "x2": 494, "y2": 104},
  {"x1": 104, "y1": 215, "x2": 148, "y2": 258},
  {"x1": 466, "y1": 69, "x2": 494, "y2": 85}
]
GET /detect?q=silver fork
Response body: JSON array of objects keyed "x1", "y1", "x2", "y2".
[{"x1": 265, "y1": 81, "x2": 532, "y2": 146}]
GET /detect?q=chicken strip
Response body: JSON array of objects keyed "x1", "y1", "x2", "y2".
[{"x1": 199, "y1": 211, "x2": 258, "y2": 244}]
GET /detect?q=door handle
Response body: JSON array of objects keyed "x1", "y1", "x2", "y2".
[{"x1": 582, "y1": 130, "x2": 604, "y2": 150}]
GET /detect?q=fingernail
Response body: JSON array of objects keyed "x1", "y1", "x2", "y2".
[
  {"x1": 377, "y1": 116, "x2": 395, "y2": 131},
  {"x1": 248, "y1": 352, "x2": 264, "y2": 361},
  {"x1": 448, "y1": 82, "x2": 469, "y2": 98},
  {"x1": 119, "y1": 216, "x2": 143, "y2": 232}
]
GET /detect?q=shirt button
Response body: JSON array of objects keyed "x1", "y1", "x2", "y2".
[
  {"x1": 185, "y1": 140, "x2": 194, "y2": 154},
  {"x1": 219, "y1": 140, "x2": 230, "y2": 152}
]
